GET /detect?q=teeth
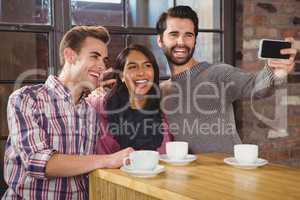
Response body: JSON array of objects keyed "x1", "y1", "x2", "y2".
[
  {"x1": 174, "y1": 50, "x2": 186, "y2": 54},
  {"x1": 174, "y1": 47, "x2": 187, "y2": 54},
  {"x1": 135, "y1": 80, "x2": 148, "y2": 84}
]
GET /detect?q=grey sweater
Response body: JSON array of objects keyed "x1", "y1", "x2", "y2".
[{"x1": 160, "y1": 62, "x2": 276, "y2": 153}]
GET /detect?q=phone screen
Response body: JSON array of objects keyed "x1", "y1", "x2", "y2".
[{"x1": 260, "y1": 40, "x2": 291, "y2": 59}]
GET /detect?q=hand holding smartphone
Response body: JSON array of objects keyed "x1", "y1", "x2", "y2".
[
  {"x1": 258, "y1": 38, "x2": 297, "y2": 79},
  {"x1": 258, "y1": 39, "x2": 292, "y2": 60}
]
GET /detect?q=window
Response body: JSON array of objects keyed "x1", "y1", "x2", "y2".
[
  {"x1": 0, "y1": 0, "x2": 51, "y2": 24},
  {"x1": 0, "y1": 32, "x2": 49, "y2": 81},
  {"x1": 0, "y1": 0, "x2": 54, "y2": 194},
  {"x1": 177, "y1": 0, "x2": 221, "y2": 29},
  {"x1": 71, "y1": 0, "x2": 123, "y2": 26},
  {"x1": 194, "y1": 33, "x2": 222, "y2": 64},
  {"x1": 127, "y1": 0, "x2": 171, "y2": 27},
  {"x1": 70, "y1": 0, "x2": 233, "y2": 77},
  {"x1": 177, "y1": 0, "x2": 223, "y2": 65}
]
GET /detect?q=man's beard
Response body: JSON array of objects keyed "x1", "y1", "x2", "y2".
[{"x1": 161, "y1": 44, "x2": 195, "y2": 66}]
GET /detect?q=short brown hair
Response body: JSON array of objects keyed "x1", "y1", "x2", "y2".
[
  {"x1": 156, "y1": 6, "x2": 198, "y2": 37},
  {"x1": 59, "y1": 25, "x2": 110, "y2": 66}
]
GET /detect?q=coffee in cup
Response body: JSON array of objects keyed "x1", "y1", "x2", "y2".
[
  {"x1": 234, "y1": 144, "x2": 258, "y2": 164},
  {"x1": 166, "y1": 141, "x2": 188, "y2": 160},
  {"x1": 123, "y1": 150, "x2": 159, "y2": 171}
]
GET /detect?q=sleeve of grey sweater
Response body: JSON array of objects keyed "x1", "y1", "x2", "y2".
[{"x1": 210, "y1": 63, "x2": 285, "y2": 102}]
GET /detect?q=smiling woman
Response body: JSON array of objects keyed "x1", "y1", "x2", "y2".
[
  {"x1": 122, "y1": 50, "x2": 155, "y2": 99},
  {"x1": 87, "y1": 44, "x2": 173, "y2": 154}
]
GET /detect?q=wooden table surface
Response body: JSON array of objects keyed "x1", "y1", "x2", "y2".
[{"x1": 89, "y1": 153, "x2": 300, "y2": 200}]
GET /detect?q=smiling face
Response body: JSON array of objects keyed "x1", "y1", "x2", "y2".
[
  {"x1": 70, "y1": 37, "x2": 109, "y2": 90},
  {"x1": 157, "y1": 17, "x2": 196, "y2": 66},
  {"x1": 121, "y1": 50, "x2": 155, "y2": 96}
]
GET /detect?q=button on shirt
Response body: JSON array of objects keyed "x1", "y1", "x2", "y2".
[{"x1": 3, "y1": 75, "x2": 100, "y2": 200}]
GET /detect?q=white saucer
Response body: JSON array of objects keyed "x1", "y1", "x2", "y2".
[
  {"x1": 120, "y1": 164, "x2": 165, "y2": 178},
  {"x1": 224, "y1": 157, "x2": 268, "y2": 169},
  {"x1": 159, "y1": 154, "x2": 197, "y2": 166}
]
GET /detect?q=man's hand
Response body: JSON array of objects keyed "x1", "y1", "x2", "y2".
[
  {"x1": 105, "y1": 147, "x2": 134, "y2": 169},
  {"x1": 45, "y1": 148, "x2": 134, "y2": 177},
  {"x1": 90, "y1": 68, "x2": 116, "y2": 97},
  {"x1": 268, "y1": 37, "x2": 298, "y2": 78}
]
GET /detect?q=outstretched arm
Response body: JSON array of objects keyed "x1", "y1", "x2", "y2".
[
  {"x1": 45, "y1": 147, "x2": 133, "y2": 178},
  {"x1": 222, "y1": 37, "x2": 297, "y2": 102}
]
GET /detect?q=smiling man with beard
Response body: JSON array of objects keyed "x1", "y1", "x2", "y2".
[{"x1": 156, "y1": 6, "x2": 297, "y2": 154}]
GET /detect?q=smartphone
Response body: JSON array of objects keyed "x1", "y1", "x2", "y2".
[{"x1": 258, "y1": 39, "x2": 291, "y2": 60}]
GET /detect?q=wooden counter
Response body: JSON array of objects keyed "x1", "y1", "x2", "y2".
[{"x1": 89, "y1": 153, "x2": 300, "y2": 200}]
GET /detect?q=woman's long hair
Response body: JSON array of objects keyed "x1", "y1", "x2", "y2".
[{"x1": 105, "y1": 44, "x2": 161, "y2": 114}]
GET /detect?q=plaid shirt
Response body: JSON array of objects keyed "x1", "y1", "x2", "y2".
[{"x1": 3, "y1": 75, "x2": 100, "y2": 200}]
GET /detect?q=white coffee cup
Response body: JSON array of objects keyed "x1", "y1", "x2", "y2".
[
  {"x1": 123, "y1": 150, "x2": 159, "y2": 171},
  {"x1": 234, "y1": 144, "x2": 258, "y2": 164},
  {"x1": 166, "y1": 141, "x2": 188, "y2": 160}
]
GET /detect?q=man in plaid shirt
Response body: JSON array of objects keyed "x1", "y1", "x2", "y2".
[{"x1": 2, "y1": 26, "x2": 133, "y2": 200}]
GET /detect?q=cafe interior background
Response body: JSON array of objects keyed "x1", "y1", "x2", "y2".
[{"x1": 0, "y1": 0, "x2": 299, "y2": 195}]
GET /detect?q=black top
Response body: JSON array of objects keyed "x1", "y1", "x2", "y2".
[{"x1": 107, "y1": 107, "x2": 164, "y2": 150}]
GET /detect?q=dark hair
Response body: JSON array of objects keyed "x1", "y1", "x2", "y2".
[
  {"x1": 156, "y1": 6, "x2": 198, "y2": 37},
  {"x1": 59, "y1": 25, "x2": 110, "y2": 66},
  {"x1": 106, "y1": 44, "x2": 160, "y2": 113}
]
